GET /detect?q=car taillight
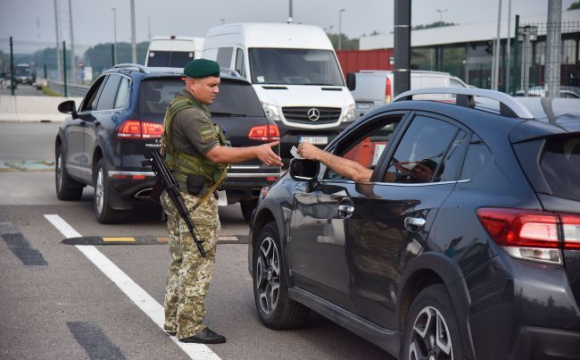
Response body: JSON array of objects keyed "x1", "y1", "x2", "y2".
[
  {"x1": 117, "y1": 120, "x2": 163, "y2": 140},
  {"x1": 385, "y1": 77, "x2": 392, "y2": 104},
  {"x1": 477, "y1": 208, "x2": 580, "y2": 265},
  {"x1": 248, "y1": 124, "x2": 280, "y2": 141},
  {"x1": 561, "y1": 214, "x2": 580, "y2": 249}
]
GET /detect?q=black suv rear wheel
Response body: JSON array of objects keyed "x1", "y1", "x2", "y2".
[
  {"x1": 253, "y1": 222, "x2": 310, "y2": 329},
  {"x1": 402, "y1": 284, "x2": 464, "y2": 360},
  {"x1": 240, "y1": 199, "x2": 258, "y2": 223},
  {"x1": 55, "y1": 144, "x2": 84, "y2": 200},
  {"x1": 94, "y1": 159, "x2": 126, "y2": 224}
]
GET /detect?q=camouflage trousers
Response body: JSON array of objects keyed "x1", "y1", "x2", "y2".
[{"x1": 160, "y1": 190, "x2": 220, "y2": 339}]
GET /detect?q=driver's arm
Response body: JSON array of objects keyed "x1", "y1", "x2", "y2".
[{"x1": 297, "y1": 142, "x2": 373, "y2": 182}]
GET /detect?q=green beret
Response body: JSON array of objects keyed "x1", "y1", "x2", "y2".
[{"x1": 183, "y1": 59, "x2": 220, "y2": 78}]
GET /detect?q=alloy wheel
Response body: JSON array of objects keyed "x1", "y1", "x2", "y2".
[
  {"x1": 56, "y1": 154, "x2": 63, "y2": 192},
  {"x1": 409, "y1": 306, "x2": 453, "y2": 360},
  {"x1": 256, "y1": 236, "x2": 280, "y2": 315},
  {"x1": 95, "y1": 167, "x2": 105, "y2": 215}
]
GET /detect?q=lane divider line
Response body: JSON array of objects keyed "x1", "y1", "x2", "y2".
[{"x1": 44, "y1": 214, "x2": 223, "y2": 360}]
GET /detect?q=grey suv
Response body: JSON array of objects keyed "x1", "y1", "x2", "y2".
[{"x1": 249, "y1": 88, "x2": 580, "y2": 360}]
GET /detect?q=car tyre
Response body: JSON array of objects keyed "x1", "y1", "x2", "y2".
[
  {"x1": 240, "y1": 199, "x2": 258, "y2": 223},
  {"x1": 55, "y1": 144, "x2": 84, "y2": 200},
  {"x1": 402, "y1": 284, "x2": 464, "y2": 360},
  {"x1": 94, "y1": 158, "x2": 126, "y2": 224},
  {"x1": 253, "y1": 222, "x2": 310, "y2": 329}
]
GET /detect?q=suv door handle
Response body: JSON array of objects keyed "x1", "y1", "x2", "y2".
[
  {"x1": 404, "y1": 217, "x2": 426, "y2": 231},
  {"x1": 337, "y1": 198, "x2": 355, "y2": 219}
]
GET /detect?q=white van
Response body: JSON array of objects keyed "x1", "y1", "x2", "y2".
[
  {"x1": 202, "y1": 23, "x2": 356, "y2": 158},
  {"x1": 145, "y1": 36, "x2": 204, "y2": 68},
  {"x1": 348, "y1": 70, "x2": 470, "y2": 118}
]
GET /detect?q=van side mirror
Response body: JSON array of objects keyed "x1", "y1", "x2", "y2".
[
  {"x1": 346, "y1": 72, "x2": 356, "y2": 91},
  {"x1": 289, "y1": 158, "x2": 319, "y2": 181},
  {"x1": 58, "y1": 100, "x2": 78, "y2": 118}
]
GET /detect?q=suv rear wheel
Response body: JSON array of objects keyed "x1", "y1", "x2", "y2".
[
  {"x1": 253, "y1": 222, "x2": 310, "y2": 329},
  {"x1": 55, "y1": 144, "x2": 84, "y2": 200},
  {"x1": 94, "y1": 159, "x2": 126, "y2": 224},
  {"x1": 402, "y1": 284, "x2": 464, "y2": 360}
]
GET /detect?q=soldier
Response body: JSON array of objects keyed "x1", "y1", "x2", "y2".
[{"x1": 161, "y1": 59, "x2": 282, "y2": 344}]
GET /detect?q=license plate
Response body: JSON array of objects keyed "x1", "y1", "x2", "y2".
[
  {"x1": 299, "y1": 136, "x2": 328, "y2": 145},
  {"x1": 356, "y1": 102, "x2": 373, "y2": 110}
]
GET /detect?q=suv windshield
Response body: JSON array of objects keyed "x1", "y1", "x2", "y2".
[
  {"x1": 540, "y1": 135, "x2": 580, "y2": 201},
  {"x1": 248, "y1": 48, "x2": 344, "y2": 86},
  {"x1": 139, "y1": 78, "x2": 265, "y2": 118}
]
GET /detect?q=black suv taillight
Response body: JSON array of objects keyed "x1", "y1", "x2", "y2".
[
  {"x1": 248, "y1": 124, "x2": 280, "y2": 141},
  {"x1": 117, "y1": 120, "x2": 163, "y2": 140},
  {"x1": 477, "y1": 208, "x2": 580, "y2": 265}
]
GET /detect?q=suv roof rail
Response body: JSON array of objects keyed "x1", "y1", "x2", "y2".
[
  {"x1": 393, "y1": 87, "x2": 534, "y2": 119},
  {"x1": 113, "y1": 63, "x2": 147, "y2": 73}
]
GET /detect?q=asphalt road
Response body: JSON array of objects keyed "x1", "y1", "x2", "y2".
[{"x1": 0, "y1": 121, "x2": 393, "y2": 360}]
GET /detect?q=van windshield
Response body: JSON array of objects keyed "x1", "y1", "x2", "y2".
[
  {"x1": 147, "y1": 51, "x2": 194, "y2": 68},
  {"x1": 248, "y1": 48, "x2": 344, "y2": 86}
]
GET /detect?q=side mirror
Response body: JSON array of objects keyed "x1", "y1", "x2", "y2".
[
  {"x1": 58, "y1": 100, "x2": 78, "y2": 118},
  {"x1": 346, "y1": 72, "x2": 356, "y2": 91},
  {"x1": 289, "y1": 158, "x2": 319, "y2": 181}
]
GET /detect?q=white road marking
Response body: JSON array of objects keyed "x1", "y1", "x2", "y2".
[{"x1": 44, "y1": 214, "x2": 223, "y2": 360}]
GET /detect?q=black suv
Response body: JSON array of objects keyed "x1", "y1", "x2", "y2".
[
  {"x1": 249, "y1": 88, "x2": 580, "y2": 360},
  {"x1": 55, "y1": 64, "x2": 280, "y2": 223}
]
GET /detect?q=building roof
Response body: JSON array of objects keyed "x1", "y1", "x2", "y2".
[{"x1": 360, "y1": 9, "x2": 580, "y2": 50}]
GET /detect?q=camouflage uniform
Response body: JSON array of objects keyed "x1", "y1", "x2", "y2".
[
  {"x1": 161, "y1": 191, "x2": 220, "y2": 339},
  {"x1": 160, "y1": 87, "x2": 227, "y2": 340}
]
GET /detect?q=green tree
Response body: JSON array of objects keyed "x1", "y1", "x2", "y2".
[
  {"x1": 83, "y1": 41, "x2": 148, "y2": 76},
  {"x1": 568, "y1": 1, "x2": 580, "y2": 10},
  {"x1": 327, "y1": 33, "x2": 359, "y2": 50}
]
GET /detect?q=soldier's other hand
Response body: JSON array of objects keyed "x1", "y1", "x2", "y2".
[{"x1": 256, "y1": 141, "x2": 283, "y2": 167}]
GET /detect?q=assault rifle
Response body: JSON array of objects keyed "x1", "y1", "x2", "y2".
[{"x1": 142, "y1": 151, "x2": 206, "y2": 258}]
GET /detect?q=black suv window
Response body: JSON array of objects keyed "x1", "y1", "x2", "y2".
[
  {"x1": 460, "y1": 135, "x2": 492, "y2": 180},
  {"x1": 324, "y1": 116, "x2": 402, "y2": 180},
  {"x1": 139, "y1": 78, "x2": 265, "y2": 118},
  {"x1": 80, "y1": 76, "x2": 106, "y2": 112},
  {"x1": 140, "y1": 78, "x2": 183, "y2": 115},
  {"x1": 96, "y1": 74, "x2": 122, "y2": 110},
  {"x1": 540, "y1": 135, "x2": 580, "y2": 201},
  {"x1": 383, "y1": 115, "x2": 458, "y2": 184}
]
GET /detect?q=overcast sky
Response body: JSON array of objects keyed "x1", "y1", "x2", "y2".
[{"x1": 1, "y1": 0, "x2": 577, "y2": 49}]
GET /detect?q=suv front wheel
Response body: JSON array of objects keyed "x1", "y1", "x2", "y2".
[
  {"x1": 253, "y1": 222, "x2": 310, "y2": 329},
  {"x1": 402, "y1": 284, "x2": 464, "y2": 360}
]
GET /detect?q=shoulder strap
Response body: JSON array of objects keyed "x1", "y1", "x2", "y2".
[{"x1": 191, "y1": 167, "x2": 228, "y2": 211}]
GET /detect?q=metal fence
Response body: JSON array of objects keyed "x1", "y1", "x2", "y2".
[{"x1": 516, "y1": 20, "x2": 580, "y2": 95}]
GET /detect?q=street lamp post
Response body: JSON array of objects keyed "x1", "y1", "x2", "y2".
[
  {"x1": 112, "y1": 8, "x2": 117, "y2": 65},
  {"x1": 436, "y1": 9, "x2": 448, "y2": 24},
  {"x1": 338, "y1": 9, "x2": 345, "y2": 50}
]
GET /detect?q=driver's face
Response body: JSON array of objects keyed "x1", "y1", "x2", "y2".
[{"x1": 411, "y1": 163, "x2": 434, "y2": 182}]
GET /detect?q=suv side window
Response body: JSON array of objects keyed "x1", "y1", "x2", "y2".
[
  {"x1": 383, "y1": 115, "x2": 458, "y2": 184},
  {"x1": 95, "y1": 74, "x2": 122, "y2": 110},
  {"x1": 114, "y1": 76, "x2": 131, "y2": 109},
  {"x1": 323, "y1": 116, "x2": 403, "y2": 181},
  {"x1": 79, "y1": 75, "x2": 106, "y2": 112},
  {"x1": 217, "y1": 47, "x2": 233, "y2": 68},
  {"x1": 460, "y1": 135, "x2": 492, "y2": 180}
]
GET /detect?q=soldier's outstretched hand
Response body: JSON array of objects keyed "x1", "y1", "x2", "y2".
[{"x1": 255, "y1": 141, "x2": 283, "y2": 167}]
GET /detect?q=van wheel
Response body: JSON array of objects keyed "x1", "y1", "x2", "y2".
[
  {"x1": 240, "y1": 199, "x2": 258, "y2": 223},
  {"x1": 402, "y1": 285, "x2": 464, "y2": 360},
  {"x1": 253, "y1": 222, "x2": 310, "y2": 329},
  {"x1": 94, "y1": 159, "x2": 126, "y2": 224},
  {"x1": 55, "y1": 144, "x2": 84, "y2": 200}
]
